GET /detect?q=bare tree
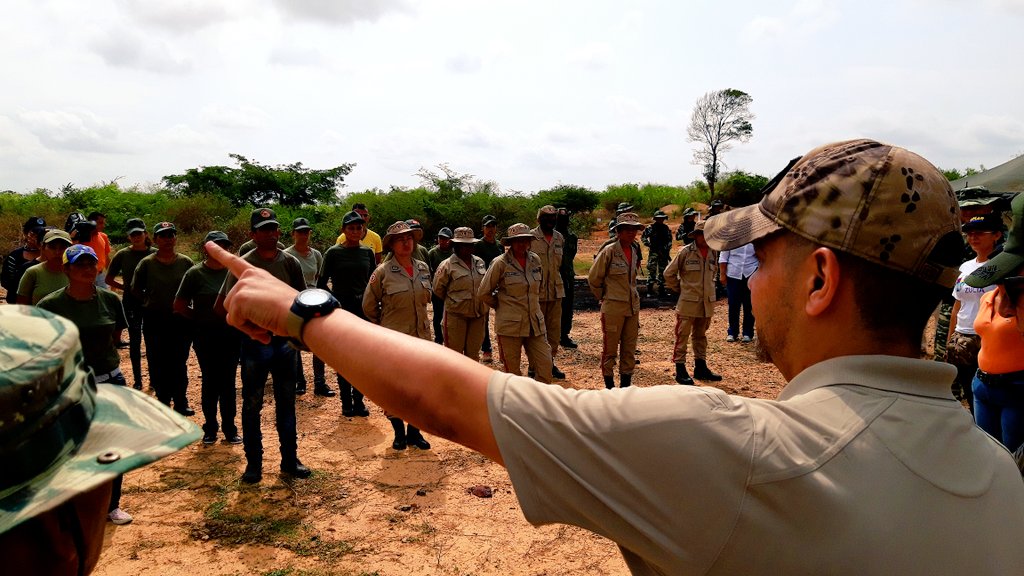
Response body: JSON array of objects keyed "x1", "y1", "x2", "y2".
[{"x1": 687, "y1": 89, "x2": 755, "y2": 199}]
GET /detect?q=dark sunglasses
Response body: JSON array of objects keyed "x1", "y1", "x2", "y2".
[{"x1": 1000, "y1": 276, "x2": 1024, "y2": 302}]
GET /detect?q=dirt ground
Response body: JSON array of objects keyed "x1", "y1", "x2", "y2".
[{"x1": 93, "y1": 305, "x2": 785, "y2": 576}]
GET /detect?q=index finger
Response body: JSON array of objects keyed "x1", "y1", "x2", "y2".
[{"x1": 205, "y1": 241, "x2": 253, "y2": 278}]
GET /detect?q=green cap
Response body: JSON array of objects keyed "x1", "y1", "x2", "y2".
[
  {"x1": 956, "y1": 186, "x2": 1002, "y2": 208},
  {"x1": 966, "y1": 193, "x2": 1024, "y2": 288},
  {"x1": 0, "y1": 306, "x2": 201, "y2": 534}
]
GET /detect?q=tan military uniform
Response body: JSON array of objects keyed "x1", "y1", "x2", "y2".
[
  {"x1": 588, "y1": 240, "x2": 641, "y2": 376},
  {"x1": 363, "y1": 259, "x2": 432, "y2": 340},
  {"x1": 433, "y1": 253, "x2": 489, "y2": 360},
  {"x1": 664, "y1": 242, "x2": 718, "y2": 363},
  {"x1": 478, "y1": 251, "x2": 552, "y2": 383},
  {"x1": 530, "y1": 227, "x2": 565, "y2": 358}
]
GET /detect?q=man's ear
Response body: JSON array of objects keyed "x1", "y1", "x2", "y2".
[{"x1": 805, "y1": 247, "x2": 840, "y2": 317}]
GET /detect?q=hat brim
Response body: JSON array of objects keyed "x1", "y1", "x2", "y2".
[
  {"x1": 292, "y1": 226, "x2": 312, "y2": 232},
  {"x1": 502, "y1": 234, "x2": 534, "y2": 245},
  {"x1": 382, "y1": 229, "x2": 423, "y2": 249},
  {"x1": 703, "y1": 203, "x2": 783, "y2": 251},
  {"x1": 451, "y1": 237, "x2": 480, "y2": 244},
  {"x1": 613, "y1": 223, "x2": 646, "y2": 231},
  {"x1": 252, "y1": 220, "x2": 279, "y2": 229},
  {"x1": 0, "y1": 385, "x2": 200, "y2": 534},
  {"x1": 126, "y1": 228, "x2": 146, "y2": 235},
  {"x1": 965, "y1": 250, "x2": 1024, "y2": 288}
]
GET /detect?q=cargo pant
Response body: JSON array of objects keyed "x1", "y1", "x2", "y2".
[
  {"x1": 443, "y1": 312, "x2": 487, "y2": 361},
  {"x1": 673, "y1": 315, "x2": 711, "y2": 364},
  {"x1": 498, "y1": 334, "x2": 553, "y2": 383},
  {"x1": 601, "y1": 311, "x2": 639, "y2": 376},
  {"x1": 540, "y1": 299, "x2": 562, "y2": 359}
]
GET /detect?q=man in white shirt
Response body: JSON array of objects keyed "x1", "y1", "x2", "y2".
[{"x1": 718, "y1": 242, "x2": 758, "y2": 342}]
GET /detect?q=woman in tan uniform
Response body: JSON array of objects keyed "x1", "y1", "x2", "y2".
[
  {"x1": 478, "y1": 223, "x2": 553, "y2": 383},
  {"x1": 588, "y1": 212, "x2": 644, "y2": 389},
  {"x1": 433, "y1": 227, "x2": 489, "y2": 361},
  {"x1": 363, "y1": 221, "x2": 433, "y2": 450}
]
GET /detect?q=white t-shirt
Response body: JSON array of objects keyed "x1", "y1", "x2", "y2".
[{"x1": 952, "y1": 258, "x2": 995, "y2": 334}]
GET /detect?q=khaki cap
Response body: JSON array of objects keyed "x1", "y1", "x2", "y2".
[
  {"x1": 382, "y1": 220, "x2": 424, "y2": 249},
  {"x1": 613, "y1": 212, "x2": 645, "y2": 231},
  {"x1": 703, "y1": 139, "x2": 961, "y2": 288},
  {"x1": 502, "y1": 223, "x2": 534, "y2": 245},
  {"x1": 451, "y1": 227, "x2": 480, "y2": 244}
]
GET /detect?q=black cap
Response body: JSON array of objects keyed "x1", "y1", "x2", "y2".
[
  {"x1": 250, "y1": 208, "x2": 279, "y2": 229},
  {"x1": 291, "y1": 217, "x2": 312, "y2": 231},
  {"x1": 126, "y1": 218, "x2": 146, "y2": 234},
  {"x1": 482, "y1": 215, "x2": 497, "y2": 226},
  {"x1": 342, "y1": 211, "x2": 365, "y2": 227},
  {"x1": 153, "y1": 221, "x2": 176, "y2": 235},
  {"x1": 962, "y1": 213, "x2": 1003, "y2": 233},
  {"x1": 203, "y1": 230, "x2": 232, "y2": 246},
  {"x1": 22, "y1": 216, "x2": 45, "y2": 233},
  {"x1": 437, "y1": 227, "x2": 453, "y2": 239}
]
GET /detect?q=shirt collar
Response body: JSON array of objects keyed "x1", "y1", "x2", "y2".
[{"x1": 778, "y1": 355, "x2": 957, "y2": 402}]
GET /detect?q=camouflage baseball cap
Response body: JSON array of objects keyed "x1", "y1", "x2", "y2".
[
  {"x1": 704, "y1": 139, "x2": 962, "y2": 288},
  {"x1": 451, "y1": 227, "x2": 479, "y2": 244},
  {"x1": 653, "y1": 210, "x2": 668, "y2": 219},
  {"x1": 537, "y1": 205, "x2": 557, "y2": 219},
  {"x1": 965, "y1": 192, "x2": 1024, "y2": 288},
  {"x1": 0, "y1": 306, "x2": 200, "y2": 534},
  {"x1": 956, "y1": 186, "x2": 1004, "y2": 209}
]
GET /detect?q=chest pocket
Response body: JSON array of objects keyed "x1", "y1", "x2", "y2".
[
  {"x1": 608, "y1": 260, "x2": 628, "y2": 276},
  {"x1": 449, "y1": 268, "x2": 473, "y2": 300},
  {"x1": 505, "y1": 273, "x2": 528, "y2": 297},
  {"x1": 684, "y1": 258, "x2": 702, "y2": 271},
  {"x1": 530, "y1": 267, "x2": 544, "y2": 284},
  {"x1": 384, "y1": 275, "x2": 411, "y2": 296}
]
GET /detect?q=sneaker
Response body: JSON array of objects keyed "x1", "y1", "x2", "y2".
[
  {"x1": 741, "y1": 335, "x2": 752, "y2": 343},
  {"x1": 481, "y1": 351, "x2": 493, "y2": 363},
  {"x1": 726, "y1": 335, "x2": 736, "y2": 343},
  {"x1": 226, "y1": 434, "x2": 243, "y2": 445},
  {"x1": 108, "y1": 508, "x2": 133, "y2": 525},
  {"x1": 202, "y1": 434, "x2": 217, "y2": 445}
]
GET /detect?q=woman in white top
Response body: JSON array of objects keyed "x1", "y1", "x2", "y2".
[{"x1": 946, "y1": 213, "x2": 1003, "y2": 411}]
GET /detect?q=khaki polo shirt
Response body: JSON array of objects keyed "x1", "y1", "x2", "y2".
[
  {"x1": 488, "y1": 355, "x2": 1024, "y2": 575},
  {"x1": 433, "y1": 253, "x2": 488, "y2": 318},
  {"x1": 529, "y1": 227, "x2": 565, "y2": 301},
  {"x1": 362, "y1": 259, "x2": 432, "y2": 340},
  {"x1": 664, "y1": 242, "x2": 718, "y2": 317},
  {"x1": 588, "y1": 240, "x2": 641, "y2": 316},
  {"x1": 478, "y1": 252, "x2": 545, "y2": 338}
]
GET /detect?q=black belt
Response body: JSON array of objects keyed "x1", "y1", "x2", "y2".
[{"x1": 976, "y1": 369, "x2": 1024, "y2": 386}]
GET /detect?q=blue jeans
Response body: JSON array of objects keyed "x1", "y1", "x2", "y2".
[
  {"x1": 726, "y1": 276, "x2": 755, "y2": 338},
  {"x1": 240, "y1": 337, "x2": 299, "y2": 466},
  {"x1": 972, "y1": 371, "x2": 1024, "y2": 451}
]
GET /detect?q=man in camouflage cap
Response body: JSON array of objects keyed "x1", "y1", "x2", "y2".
[
  {"x1": 205, "y1": 139, "x2": 1024, "y2": 576},
  {"x1": 0, "y1": 306, "x2": 199, "y2": 574}
]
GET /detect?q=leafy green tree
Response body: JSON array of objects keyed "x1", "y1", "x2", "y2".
[
  {"x1": 687, "y1": 89, "x2": 755, "y2": 199},
  {"x1": 716, "y1": 170, "x2": 769, "y2": 208},
  {"x1": 534, "y1": 184, "x2": 600, "y2": 215},
  {"x1": 163, "y1": 154, "x2": 354, "y2": 207},
  {"x1": 940, "y1": 166, "x2": 983, "y2": 181}
]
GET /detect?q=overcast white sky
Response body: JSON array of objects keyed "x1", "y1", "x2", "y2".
[{"x1": 1, "y1": 0, "x2": 1022, "y2": 196}]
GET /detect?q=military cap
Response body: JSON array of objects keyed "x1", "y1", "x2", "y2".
[
  {"x1": 704, "y1": 139, "x2": 962, "y2": 288},
  {"x1": 153, "y1": 221, "x2": 177, "y2": 236},
  {"x1": 250, "y1": 208, "x2": 278, "y2": 230},
  {"x1": 683, "y1": 207, "x2": 698, "y2": 218},
  {"x1": 956, "y1": 186, "x2": 1001, "y2": 208},
  {"x1": 342, "y1": 210, "x2": 365, "y2": 227},
  {"x1": 966, "y1": 193, "x2": 1024, "y2": 288},
  {"x1": 482, "y1": 215, "x2": 498, "y2": 226},
  {"x1": 203, "y1": 230, "x2": 232, "y2": 247},
  {"x1": 0, "y1": 306, "x2": 200, "y2": 534},
  {"x1": 125, "y1": 218, "x2": 146, "y2": 234},
  {"x1": 653, "y1": 210, "x2": 668, "y2": 220},
  {"x1": 291, "y1": 217, "x2": 312, "y2": 232},
  {"x1": 437, "y1": 227, "x2": 454, "y2": 239},
  {"x1": 42, "y1": 229, "x2": 72, "y2": 246},
  {"x1": 616, "y1": 202, "x2": 633, "y2": 213}
]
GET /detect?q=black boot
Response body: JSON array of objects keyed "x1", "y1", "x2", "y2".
[
  {"x1": 693, "y1": 359, "x2": 722, "y2": 382},
  {"x1": 406, "y1": 425, "x2": 431, "y2": 450},
  {"x1": 314, "y1": 384, "x2": 336, "y2": 398},
  {"x1": 339, "y1": 380, "x2": 354, "y2": 416},
  {"x1": 675, "y1": 363, "x2": 694, "y2": 385},
  {"x1": 352, "y1": 388, "x2": 370, "y2": 417},
  {"x1": 620, "y1": 373, "x2": 633, "y2": 388},
  {"x1": 604, "y1": 375, "x2": 615, "y2": 389},
  {"x1": 389, "y1": 417, "x2": 407, "y2": 450}
]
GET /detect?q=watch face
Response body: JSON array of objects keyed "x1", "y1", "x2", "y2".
[{"x1": 297, "y1": 288, "x2": 333, "y2": 307}]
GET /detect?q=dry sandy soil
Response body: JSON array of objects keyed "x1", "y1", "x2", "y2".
[{"x1": 91, "y1": 223, "x2": 789, "y2": 576}]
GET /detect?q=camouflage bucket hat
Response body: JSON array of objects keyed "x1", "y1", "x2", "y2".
[
  {"x1": 703, "y1": 139, "x2": 962, "y2": 288},
  {"x1": 382, "y1": 220, "x2": 423, "y2": 250},
  {"x1": 966, "y1": 192, "x2": 1024, "y2": 288},
  {"x1": 0, "y1": 306, "x2": 200, "y2": 534},
  {"x1": 502, "y1": 223, "x2": 534, "y2": 245},
  {"x1": 451, "y1": 227, "x2": 480, "y2": 244},
  {"x1": 613, "y1": 212, "x2": 646, "y2": 231}
]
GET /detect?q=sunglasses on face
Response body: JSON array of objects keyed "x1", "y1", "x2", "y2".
[{"x1": 1000, "y1": 276, "x2": 1024, "y2": 303}]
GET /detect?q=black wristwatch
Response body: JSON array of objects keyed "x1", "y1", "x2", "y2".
[{"x1": 285, "y1": 288, "x2": 340, "y2": 351}]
